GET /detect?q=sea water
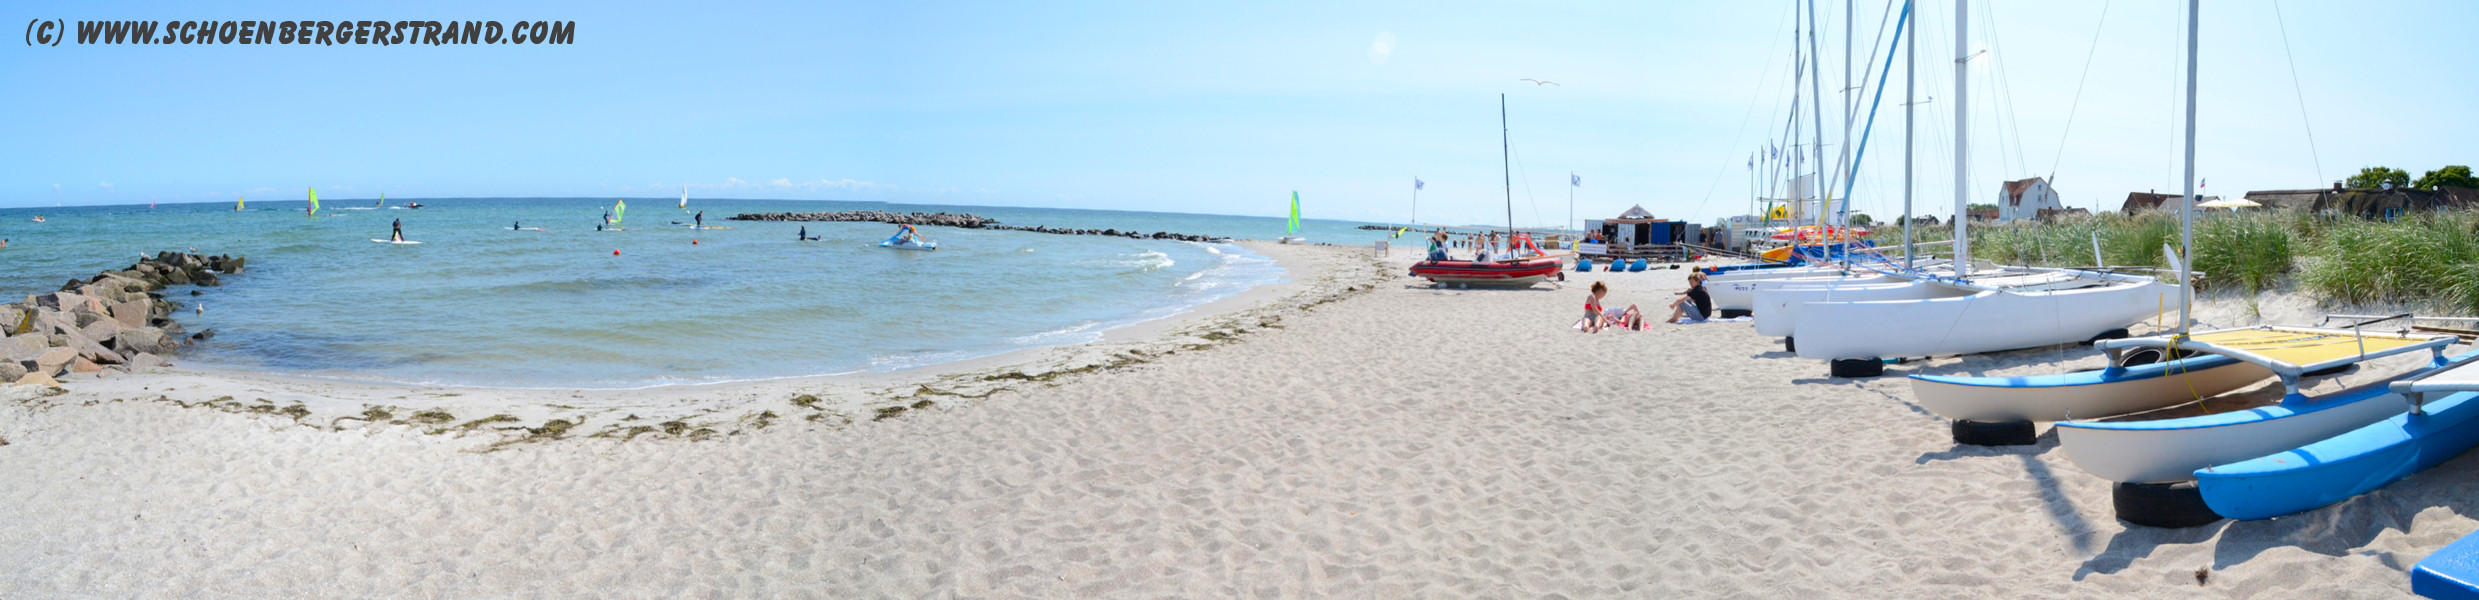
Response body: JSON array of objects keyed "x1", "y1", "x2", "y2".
[{"x1": 0, "y1": 198, "x2": 1397, "y2": 388}]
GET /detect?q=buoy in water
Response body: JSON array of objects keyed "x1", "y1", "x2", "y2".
[
  {"x1": 692, "y1": 240, "x2": 699, "y2": 245},
  {"x1": 612, "y1": 249, "x2": 621, "y2": 256}
]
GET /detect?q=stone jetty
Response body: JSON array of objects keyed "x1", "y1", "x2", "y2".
[
  {"x1": 728, "y1": 211, "x2": 1229, "y2": 243},
  {"x1": 2, "y1": 251, "x2": 242, "y2": 387}
]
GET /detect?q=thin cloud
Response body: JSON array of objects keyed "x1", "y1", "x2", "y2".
[{"x1": 1369, "y1": 31, "x2": 1395, "y2": 65}]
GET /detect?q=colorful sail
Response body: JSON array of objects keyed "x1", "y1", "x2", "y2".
[
  {"x1": 235, "y1": 197, "x2": 243, "y2": 211},
  {"x1": 614, "y1": 199, "x2": 626, "y2": 225},
  {"x1": 1288, "y1": 192, "x2": 1301, "y2": 234},
  {"x1": 308, "y1": 187, "x2": 319, "y2": 217}
]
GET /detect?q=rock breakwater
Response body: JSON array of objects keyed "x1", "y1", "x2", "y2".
[
  {"x1": 3, "y1": 251, "x2": 242, "y2": 387},
  {"x1": 728, "y1": 211, "x2": 1229, "y2": 243}
]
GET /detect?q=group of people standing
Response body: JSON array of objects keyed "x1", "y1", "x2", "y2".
[{"x1": 1424, "y1": 230, "x2": 1543, "y2": 262}]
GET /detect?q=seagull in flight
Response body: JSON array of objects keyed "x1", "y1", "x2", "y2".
[{"x1": 1520, "y1": 78, "x2": 1558, "y2": 86}]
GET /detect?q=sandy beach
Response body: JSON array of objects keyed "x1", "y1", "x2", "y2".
[{"x1": 5, "y1": 241, "x2": 2476, "y2": 598}]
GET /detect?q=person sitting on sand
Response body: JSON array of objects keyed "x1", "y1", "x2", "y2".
[
  {"x1": 1666, "y1": 272, "x2": 1713, "y2": 323},
  {"x1": 390, "y1": 218, "x2": 405, "y2": 242},
  {"x1": 1583, "y1": 281, "x2": 1643, "y2": 332}
]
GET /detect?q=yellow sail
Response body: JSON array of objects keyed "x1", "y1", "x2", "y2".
[
  {"x1": 235, "y1": 197, "x2": 244, "y2": 211},
  {"x1": 308, "y1": 188, "x2": 319, "y2": 217}
]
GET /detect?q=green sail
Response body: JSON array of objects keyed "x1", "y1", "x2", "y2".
[
  {"x1": 309, "y1": 187, "x2": 319, "y2": 216},
  {"x1": 614, "y1": 199, "x2": 626, "y2": 225},
  {"x1": 1288, "y1": 191, "x2": 1300, "y2": 234}
]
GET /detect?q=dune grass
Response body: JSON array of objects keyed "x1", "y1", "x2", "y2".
[{"x1": 1873, "y1": 209, "x2": 2479, "y2": 313}]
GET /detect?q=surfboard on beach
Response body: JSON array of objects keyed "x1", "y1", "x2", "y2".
[{"x1": 371, "y1": 239, "x2": 422, "y2": 245}]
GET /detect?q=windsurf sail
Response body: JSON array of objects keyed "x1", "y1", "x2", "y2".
[
  {"x1": 378, "y1": 193, "x2": 385, "y2": 208},
  {"x1": 680, "y1": 185, "x2": 688, "y2": 210},
  {"x1": 235, "y1": 197, "x2": 244, "y2": 211},
  {"x1": 309, "y1": 188, "x2": 319, "y2": 217},
  {"x1": 1288, "y1": 191, "x2": 1301, "y2": 234},
  {"x1": 614, "y1": 199, "x2": 626, "y2": 226}
]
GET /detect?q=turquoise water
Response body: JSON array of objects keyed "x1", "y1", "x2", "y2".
[{"x1": 0, "y1": 198, "x2": 1396, "y2": 388}]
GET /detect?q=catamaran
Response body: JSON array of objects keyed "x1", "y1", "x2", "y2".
[
  {"x1": 1407, "y1": 94, "x2": 1563, "y2": 288},
  {"x1": 1763, "y1": 0, "x2": 2168, "y2": 378}
]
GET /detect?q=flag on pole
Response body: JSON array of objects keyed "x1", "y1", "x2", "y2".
[
  {"x1": 1571, "y1": 174, "x2": 1581, "y2": 187},
  {"x1": 1748, "y1": 154, "x2": 1755, "y2": 171},
  {"x1": 1414, "y1": 178, "x2": 1424, "y2": 191}
]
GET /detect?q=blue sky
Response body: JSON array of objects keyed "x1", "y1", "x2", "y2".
[{"x1": 6, "y1": 1, "x2": 2476, "y2": 227}]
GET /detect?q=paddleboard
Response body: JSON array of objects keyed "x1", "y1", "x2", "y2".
[
  {"x1": 513, "y1": 227, "x2": 547, "y2": 232},
  {"x1": 690, "y1": 225, "x2": 733, "y2": 230},
  {"x1": 371, "y1": 239, "x2": 423, "y2": 245}
]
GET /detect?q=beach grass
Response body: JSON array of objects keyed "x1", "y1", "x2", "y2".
[{"x1": 1894, "y1": 209, "x2": 2479, "y2": 312}]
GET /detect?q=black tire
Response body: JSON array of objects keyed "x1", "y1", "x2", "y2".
[
  {"x1": 2083, "y1": 328, "x2": 2131, "y2": 346},
  {"x1": 2114, "y1": 481, "x2": 2223, "y2": 528},
  {"x1": 1951, "y1": 420, "x2": 2037, "y2": 446},
  {"x1": 1785, "y1": 337, "x2": 1795, "y2": 353},
  {"x1": 1719, "y1": 309, "x2": 1752, "y2": 319},
  {"x1": 1829, "y1": 358, "x2": 1884, "y2": 378}
]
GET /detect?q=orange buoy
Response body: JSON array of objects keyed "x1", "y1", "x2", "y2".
[
  {"x1": 613, "y1": 249, "x2": 621, "y2": 256},
  {"x1": 692, "y1": 240, "x2": 699, "y2": 245}
]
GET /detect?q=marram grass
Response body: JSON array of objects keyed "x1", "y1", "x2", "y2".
[{"x1": 1868, "y1": 209, "x2": 2479, "y2": 313}]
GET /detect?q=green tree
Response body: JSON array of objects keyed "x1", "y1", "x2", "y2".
[
  {"x1": 2415, "y1": 165, "x2": 2478, "y2": 190},
  {"x1": 2347, "y1": 166, "x2": 2411, "y2": 189},
  {"x1": 1846, "y1": 213, "x2": 1873, "y2": 226},
  {"x1": 1967, "y1": 203, "x2": 1998, "y2": 212}
]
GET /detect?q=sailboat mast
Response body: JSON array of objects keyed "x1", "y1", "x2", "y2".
[
  {"x1": 1807, "y1": 0, "x2": 1826, "y2": 237},
  {"x1": 1502, "y1": 93, "x2": 1513, "y2": 241},
  {"x1": 1951, "y1": 0, "x2": 1971, "y2": 277},
  {"x1": 1902, "y1": 0, "x2": 1915, "y2": 268},
  {"x1": 2178, "y1": 0, "x2": 2199, "y2": 333}
]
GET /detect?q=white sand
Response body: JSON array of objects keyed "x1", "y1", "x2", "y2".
[{"x1": 4, "y1": 243, "x2": 2475, "y2": 598}]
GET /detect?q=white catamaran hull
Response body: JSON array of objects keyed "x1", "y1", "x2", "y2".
[
  {"x1": 1790, "y1": 278, "x2": 2173, "y2": 361},
  {"x1": 1711, "y1": 274, "x2": 1903, "y2": 311},
  {"x1": 2055, "y1": 389, "x2": 2410, "y2": 484},
  {"x1": 1753, "y1": 281, "x2": 1964, "y2": 337}
]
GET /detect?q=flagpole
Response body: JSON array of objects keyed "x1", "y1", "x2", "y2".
[
  {"x1": 1411, "y1": 177, "x2": 1419, "y2": 228},
  {"x1": 1567, "y1": 172, "x2": 1575, "y2": 235}
]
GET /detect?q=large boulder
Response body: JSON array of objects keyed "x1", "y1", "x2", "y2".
[
  {"x1": 79, "y1": 318, "x2": 122, "y2": 343},
  {"x1": 110, "y1": 299, "x2": 148, "y2": 329},
  {"x1": 0, "y1": 360, "x2": 23, "y2": 382},
  {"x1": 0, "y1": 335, "x2": 42, "y2": 362},
  {"x1": 127, "y1": 352, "x2": 167, "y2": 370},
  {"x1": 114, "y1": 328, "x2": 169, "y2": 355},
  {"x1": 15, "y1": 371, "x2": 59, "y2": 387},
  {"x1": 32, "y1": 347, "x2": 75, "y2": 375},
  {"x1": 68, "y1": 357, "x2": 99, "y2": 373},
  {"x1": 33, "y1": 292, "x2": 81, "y2": 310}
]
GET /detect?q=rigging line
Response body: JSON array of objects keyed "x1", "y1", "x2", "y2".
[
  {"x1": 1826, "y1": 0, "x2": 1903, "y2": 201},
  {"x1": 2271, "y1": 0, "x2": 2327, "y2": 185},
  {"x1": 1693, "y1": 0, "x2": 1804, "y2": 221},
  {"x1": 2046, "y1": 0, "x2": 2114, "y2": 182},
  {"x1": 1977, "y1": 0, "x2": 2027, "y2": 180}
]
